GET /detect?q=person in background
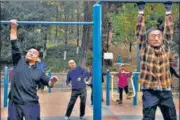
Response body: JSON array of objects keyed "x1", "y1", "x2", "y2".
[
  {"x1": 169, "y1": 58, "x2": 180, "y2": 79},
  {"x1": 65, "y1": 59, "x2": 90, "y2": 120},
  {"x1": 36, "y1": 57, "x2": 47, "y2": 91},
  {"x1": 88, "y1": 66, "x2": 109, "y2": 105},
  {"x1": 115, "y1": 65, "x2": 131, "y2": 104}
]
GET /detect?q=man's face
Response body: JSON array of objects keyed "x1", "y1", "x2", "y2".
[
  {"x1": 148, "y1": 30, "x2": 163, "y2": 48},
  {"x1": 68, "y1": 60, "x2": 76, "y2": 69},
  {"x1": 25, "y1": 48, "x2": 39, "y2": 62}
]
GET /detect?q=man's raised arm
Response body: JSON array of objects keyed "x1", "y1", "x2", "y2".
[
  {"x1": 10, "y1": 19, "x2": 22, "y2": 66},
  {"x1": 163, "y1": 2, "x2": 174, "y2": 45},
  {"x1": 136, "y1": 3, "x2": 146, "y2": 50}
]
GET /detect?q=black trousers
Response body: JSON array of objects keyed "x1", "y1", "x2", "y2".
[
  {"x1": 142, "y1": 90, "x2": 177, "y2": 120},
  {"x1": 8, "y1": 100, "x2": 40, "y2": 120},
  {"x1": 90, "y1": 85, "x2": 104, "y2": 105},
  {"x1": 119, "y1": 86, "x2": 129, "y2": 101},
  {"x1": 90, "y1": 85, "x2": 93, "y2": 105},
  {"x1": 65, "y1": 87, "x2": 87, "y2": 117}
]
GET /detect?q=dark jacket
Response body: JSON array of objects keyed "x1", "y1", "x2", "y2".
[
  {"x1": 8, "y1": 40, "x2": 50, "y2": 104},
  {"x1": 170, "y1": 65, "x2": 180, "y2": 78},
  {"x1": 66, "y1": 66, "x2": 90, "y2": 90},
  {"x1": 89, "y1": 66, "x2": 109, "y2": 86}
]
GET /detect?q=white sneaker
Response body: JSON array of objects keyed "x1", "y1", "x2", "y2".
[{"x1": 64, "y1": 116, "x2": 70, "y2": 120}]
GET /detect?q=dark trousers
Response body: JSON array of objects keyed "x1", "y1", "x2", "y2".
[
  {"x1": 90, "y1": 85, "x2": 104, "y2": 105},
  {"x1": 65, "y1": 87, "x2": 87, "y2": 117},
  {"x1": 90, "y1": 85, "x2": 93, "y2": 105},
  {"x1": 119, "y1": 86, "x2": 129, "y2": 101},
  {"x1": 8, "y1": 100, "x2": 40, "y2": 120},
  {"x1": 142, "y1": 90, "x2": 177, "y2": 120}
]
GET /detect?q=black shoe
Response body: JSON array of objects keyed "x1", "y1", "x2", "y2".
[
  {"x1": 118, "y1": 100, "x2": 122, "y2": 104},
  {"x1": 116, "y1": 99, "x2": 120, "y2": 102},
  {"x1": 80, "y1": 116, "x2": 86, "y2": 120}
]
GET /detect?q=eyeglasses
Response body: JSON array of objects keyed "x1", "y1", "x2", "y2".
[{"x1": 150, "y1": 34, "x2": 162, "y2": 38}]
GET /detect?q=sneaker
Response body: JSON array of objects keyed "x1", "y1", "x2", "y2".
[
  {"x1": 64, "y1": 116, "x2": 70, "y2": 120},
  {"x1": 80, "y1": 116, "x2": 86, "y2": 120}
]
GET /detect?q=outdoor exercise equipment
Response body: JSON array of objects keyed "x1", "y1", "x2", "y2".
[
  {"x1": 1, "y1": 4, "x2": 101, "y2": 120},
  {"x1": 107, "y1": 71, "x2": 139, "y2": 105},
  {"x1": 1, "y1": 0, "x2": 179, "y2": 119}
]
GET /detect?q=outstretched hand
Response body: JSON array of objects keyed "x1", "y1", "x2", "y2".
[
  {"x1": 164, "y1": 2, "x2": 172, "y2": 12},
  {"x1": 10, "y1": 19, "x2": 18, "y2": 40},
  {"x1": 10, "y1": 19, "x2": 18, "y2": 29},
  {"x1": 49, "y1": 76, "x2": 58, "y2": 87}
]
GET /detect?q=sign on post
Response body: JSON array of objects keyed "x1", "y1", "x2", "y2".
[{"x1": 104, "y1": 52, "x2": 113, "y2": 60}]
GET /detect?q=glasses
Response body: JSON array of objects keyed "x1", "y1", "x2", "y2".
[{"x1": 150, "y1": 34, "x2": 162, "y2": 39}]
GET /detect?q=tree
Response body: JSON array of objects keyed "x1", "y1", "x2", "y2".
[
  {"x1": 78, "y1": 1, "x2": 95, "y2": 66},
  {"x1": 110, "y1": 3, "x2": 137, "y2": 61},
  {"x1": 110, "y1": 3, "x2": 179, "y2": 61},
  {"x1": 0, "y1": 1, "x2": 56, "y2": 62}
]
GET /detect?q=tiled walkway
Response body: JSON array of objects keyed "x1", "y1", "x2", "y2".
[{"x1": 1, "y1": 88, "x2": 179, "y2": 120}]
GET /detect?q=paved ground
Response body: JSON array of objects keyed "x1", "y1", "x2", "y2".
[{"x1": 1, "y1": 88, "x2": 179, "y2": 120}]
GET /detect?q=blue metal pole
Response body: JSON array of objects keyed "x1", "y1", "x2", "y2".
[
  {"x1": 4, "y1": 66, "x2": 9, "y2": 107},
  {"x1": 117, "y1": 56, "x2": 121, "y2": 93},
  {"x1": 133, "y1": 73, "x2": 139, "y2": 106},
  {"x1": 136, "y1": 44, "x2": 140, "y2": 72},
  {"x1": 48, "y1": 71, "x2": 52, "y2": 93},
  {"x1": 134, "y1": 42, "x2": 140, "y2": 106},
  {"x1": 0, "y1": 21, "x2": 93, "y2": 25},
  {"x1": 117, "y1": 56, "x2": 121, "y2": 68},
  {"x1": 106, "y1": 73, "x2": 110, "y2": 106},
  {"x1": 93, "y1": 3, "x2": 102, "y2": 120},
  {"x1": 97, "y1": 0, "x2": 180, "y2": 3}
]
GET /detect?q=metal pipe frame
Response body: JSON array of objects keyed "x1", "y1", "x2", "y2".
[
  {"x1": 0, "y1": 21, "x2": 93, "y2": 25},
  {"x1": 93, "y1": 3, "x2": 102, "y2": 120},
  {"x1": 97, "y1": 0, "x2": 180, "y2": 4}
]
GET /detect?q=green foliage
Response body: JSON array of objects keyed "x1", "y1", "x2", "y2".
[
  {"x1": 45, "y1": 43, "x2": 79, "y2": 72},
  {"x1": 110, "y1": 4, "x2": 138, "y2": 44},
  {"x1": 46, "y1": 57, "x2": 66, "y2": 72},
  {"x1": 0, "y1": 1, "x2": 84, "y2": 70},
  {"x1": 110, "y1": 3, "x2": 179, "y2": 46}
]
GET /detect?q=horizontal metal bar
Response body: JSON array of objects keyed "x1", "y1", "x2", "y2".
[
  {"x1": 97, "y1": 0, "x2": 180, "y2": 3},
  {"x1": 0, "y1": 21, "x2": 93, "y2": 25}
]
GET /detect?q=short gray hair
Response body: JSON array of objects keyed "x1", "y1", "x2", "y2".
[{"x1": 146, "y1": 27, "x2": 162, "y2": 38}]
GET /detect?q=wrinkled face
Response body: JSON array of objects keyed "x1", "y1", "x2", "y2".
[
  {"x1": 25, "y1": 48, "x2": 39, "y2": 62},
  {"x1": 148, "y1": 30, "x2": 163, "y2": 47},
  {"x1": 68, "y1": 60, "x2": 76, "y2": 69}
]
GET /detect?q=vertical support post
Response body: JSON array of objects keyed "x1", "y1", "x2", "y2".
[
  {"x1": 48, "y1": 71, "x2": 52, "y2": 93},
  {"x1": 116, "y1": 56, "x2": 122, "y2": 93},
  {"x1": 111, "y1": 75, "x2": 115, "y2": 100},
  {"x1": 117, "y1": 56, "x2": 121, "y2": 68},
  {"x1": 64, "y1": 51, "x2": 67, "y2": 60},
  {"x1": 4, "y1": 66, "x2": 9, "y2": 107},
  {"x1": 76, "y1": 47, "x2": 79, "y2": 54},
  {"x1": 93, "y1": 3, "x2": 102, "y2": 120},
  {"x1": 134, "y1": 43, "x2": 140, "y2": 105},
  {"x1": 136, "y1": 44, "x2": 140, "y2": 72},
  {"x1": 117, "y1": 56, "x2": 121, "y2": 93},
  {"x1": 133, "y1": 73, "x2": 139, "y2": 106},
  {"x1": 106, "y1": 73, "x2": 110, "y2": 106}
]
